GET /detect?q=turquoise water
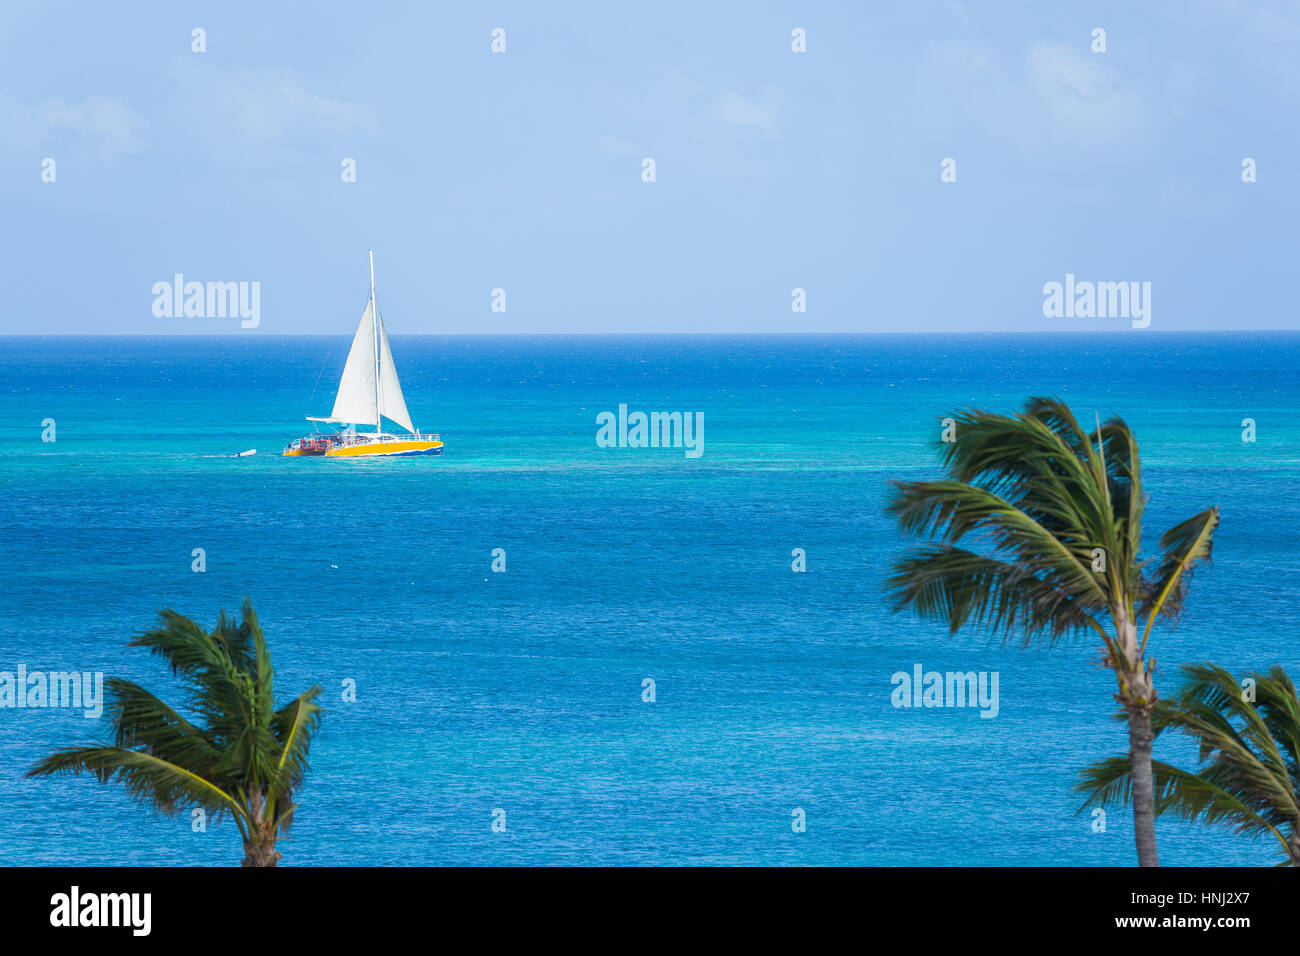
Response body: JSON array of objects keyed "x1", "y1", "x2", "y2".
[{"x1": 0, "y1": 333, "x2": 1296, "y2": 865}]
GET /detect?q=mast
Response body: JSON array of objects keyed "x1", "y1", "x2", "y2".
[{"x1": 369, "y1": 249, "x2": 380, "y2": 432}]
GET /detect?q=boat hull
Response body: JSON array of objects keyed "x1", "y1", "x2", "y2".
[{"x1": 323, "y1": 440, "x2": 443, "y2": 457}]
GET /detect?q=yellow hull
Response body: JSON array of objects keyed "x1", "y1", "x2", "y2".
[{"x1": 323, "y1": 440, "x2": 443, "y2": 457}]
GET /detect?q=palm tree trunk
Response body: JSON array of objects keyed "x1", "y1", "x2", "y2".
[
  {"x1": 1114, "y1": 610, "x2": 1160, "y2": 868},
  {"x1": 241, "y1": 786, "x2": 281, "y2": 866},
  {"x1": 241, "y1": 831, "x2": 281, "y2": 867},
  {"x1": 1127, "y1": 704, "x2": 1160, "y2": 867}
]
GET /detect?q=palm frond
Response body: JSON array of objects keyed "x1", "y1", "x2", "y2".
[
  {"x1": 104, "y1": 678, "x2": 220, "y2": 773},
  {"x1": 1139, "y1": 508, "x2": 1219, "y2": 638},
  {"x1": 886, "y1": 480, "x2": 1108, "y2": 606},
  {"x1": 885, "y1": 544, "x2": 1101, "y2": 644},
  {"x1": 1096, "y1": 415, "x2": 1145, "y2": 586},
  {"x1": 272, "y1": 686, "x2": 325, "y2": 786},
  {"x1": 270, "y1": 685, "x2": 324, "y2": 828},
  {"x1": 1079, "y1": 663, "x2": 1300, "y2": 864},
  {"x1": 1169, "y1": 664, "x2": 1299, "y2": 825},
  {"x1": 27, "y1": 746, "x2": 248, "y2": 830},
  {"x1": 130, "y1": 609, "x2": 254, "y2": 741}
]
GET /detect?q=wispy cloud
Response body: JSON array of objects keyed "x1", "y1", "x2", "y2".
[
  {"x1": 1184, "y1": 0, "x2": 1300, "y2": 97},
  {"x1": 1024, "y1": 42, "x2": 1144, "y2": 142},
  {"x1": 42, "y1": 96, "x2": 146, "y2": 153},
  {"x1": 594, "y1": 72, "x2": 785, "y2": 177},
  {"x1": 0, "y1": 93, "x2": 146, "y2": 156},
  {"x1": 594, "y1": 133, "x2": 638, "y2": 157},
  {"x1": 922, "y1": 37, "x2": 1148, "y2": 150},
  {"x1": 184, "y1": 65, "x2": 380, "y2": 146},
  {"x1": 1, "y1": 64, "x2": 376, "y2": 166},
  {"x1": 716, "y1": 90, "x2": 779, "y2": 131}
]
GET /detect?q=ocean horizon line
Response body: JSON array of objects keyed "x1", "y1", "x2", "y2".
[{"x1": 5, "y1": 329, "x2": 1299, "y2": 339}]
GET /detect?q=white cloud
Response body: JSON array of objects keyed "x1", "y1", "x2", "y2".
[
  {"x1": 594, "y1": 133, "x2": 638, "y2": 157},
  {"x1": 922, "y1": 37, "x2": 1148, "y2": 150},
  {"x1": 197, "y1": 67, "x2": 380, "y2": 143},
  {"x1": 1184, "y1": 0, "x2": 1300, "y2": 97},
  {"x1": 716, "y1": 90, "x2": 779, "y2": 131},
  {"x1": 1025, "y1": 42, "x2": 1144, "y2": 140},
  {"x1": 593, "y1": 73, "x2": 785, "y2": 179},
  {"x1": 0, "y1": 93, "x2": 146, "y2": 156},
  {"x1": 1, "y1": 65, "x2": 375, "y2": 164},
  {"x1": 40, "y1": 96, "x2": 146, "y2": 153}
]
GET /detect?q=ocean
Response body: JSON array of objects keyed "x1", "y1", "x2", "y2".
[{"x1": 0, "y1": 332, "x2": 1296, "y2": 865}]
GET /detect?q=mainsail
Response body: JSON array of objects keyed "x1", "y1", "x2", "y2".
[
  {"x1": 375, "y1": 316, "x2": 413, "y2": 432},
  {"x1": 325, "y1": 299, "x2": 415, "y2": 433},
  {"x1": 329, "y1": 301, "x2": 378, "y2": 426}
]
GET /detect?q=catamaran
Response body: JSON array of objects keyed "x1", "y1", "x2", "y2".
[{"x1": 283, "y1": 251, "x2": 443, "y2": 458}]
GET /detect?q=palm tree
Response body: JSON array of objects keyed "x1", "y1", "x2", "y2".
[
  {"x1": 28, "y1": 599, "x2": 323, "y2": 867},
  {"x1": 1079, "y1": 663, "x2": 1300, "y2": 865},
  {"x1": 884, "y1": 397, "x2": 1218, "y2": 866}
]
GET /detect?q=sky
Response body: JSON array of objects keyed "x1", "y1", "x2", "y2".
[{"x1": 2, "y1": 0, "x2": 1298, "y2": 334}]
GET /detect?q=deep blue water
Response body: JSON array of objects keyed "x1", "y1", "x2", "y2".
[{"x1": 0, "y1": 333, "x2": 1296, "y2": 865}]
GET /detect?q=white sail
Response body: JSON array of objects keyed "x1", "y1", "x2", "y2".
[
  {"x1": 376, "y1": 316, "x2": 414, "y2": 433},
  {"x1": 329, "y1": 300, "x2": 379, "y2": 427},
  {"x1": 314, "y1": 254, "x2": 418, "y2": 433}
]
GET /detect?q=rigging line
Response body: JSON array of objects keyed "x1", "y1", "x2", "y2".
[
  {"x1": 308, "y1": 343, "x2": 332, "y2": 403},
  {"x1": 306, "y1": 339, "x2": 337, "y2": 426},
  {"x1": 306, "y1": 291, "x2": 369, "y2": 414}
]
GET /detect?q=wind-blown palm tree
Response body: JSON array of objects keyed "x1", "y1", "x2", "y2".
[
  {"x1": 28, "y1": 599, "x2": 323, "y2": 867},
  {"x1": 1078, "y1": 663, "x2": 1300, "y2": 866},
  {"x1": 884, "y1": 397, "x2": 1218, "y2": 866}
]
